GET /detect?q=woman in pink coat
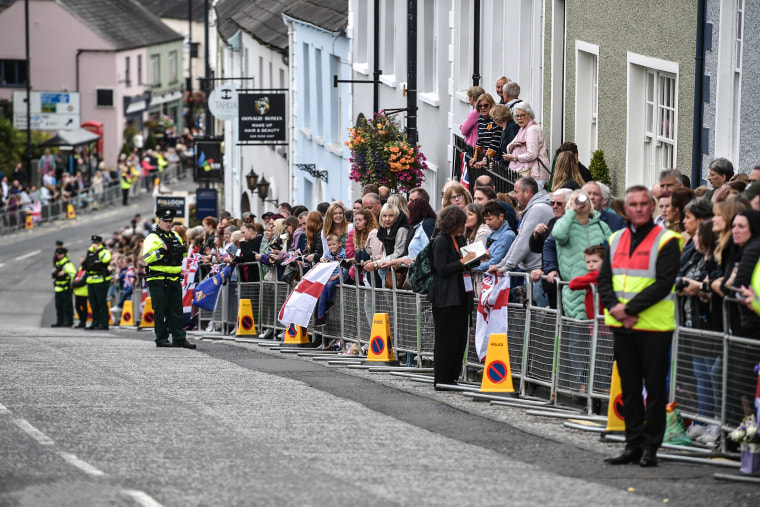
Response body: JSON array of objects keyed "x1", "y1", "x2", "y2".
[
  {"x1": 503, "y1": 102, "x2": 551, "y2": 189},
  {"x1": 459, "y1": 86, "x2": 485, "y2": 148}
]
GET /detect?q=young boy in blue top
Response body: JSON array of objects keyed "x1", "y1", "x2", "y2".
[
  {"x1": 472, "y1": 200, "x2": 516, "y2": 273},
  {"x1": 316, "y1": 234, "x2": 347, "y2": 325}
]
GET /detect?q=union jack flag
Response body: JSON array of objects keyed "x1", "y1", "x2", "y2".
[
  {"x1": 282, "y1": 250, "x2": 301, "y2": 266},
  {"x1": 124, "y1": 264, "x2": 135, "y2": 290},
  {"x1": 459, "y1": 152, "x2": 470, "y2": 190}
]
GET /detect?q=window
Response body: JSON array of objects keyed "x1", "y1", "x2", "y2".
[
  {"x1": 626, "y1": 53, "x2": 679, "y2": 188},
  {"x1": 137, "y1": 55, "x2": 143, "y2": 85},
  {"x1": 382, "y1": 0, "x2": 395, "y2": 80},
  {"x1": 96, "y1": 89, "x2": 114, "y2": 107},
  {"x1": 330, "y1": 55, "x2": 340, "y2": 143},
  {"x1": 354, "y1": 0, "x2": 369, "y2": 66},
  {"x1": 149, "y1": 54, "x2": 160, "y2": 86},
  {"x1": 575, "y1": 42, "x2": 599, "y2": 164},
  {"x1": 421, "y1": 0, "x2": 438, "y2": 96},
  {"x1": 315, "y1": 48, "x2": 323, "y2": 137},
  {"x1": 456, "y1": 0, "x2": 473, "y2": 93},
  {"x1": 124, "y1": 57, "x2": 131, "y2": 87},
  {"x1": 168, "y1": 51, "x2": 178, "y2": 84},
  {"x1": 0, "y1": 59, "x2": 27, "y2": 86},
  {"x1": 303, "y1": 43, "x2": 311, "y2": 127},
  {"x1": 714, "y1": 0, "x2": 744, "y2": 164}
]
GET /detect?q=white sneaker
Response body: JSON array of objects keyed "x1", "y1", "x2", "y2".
[
  {"x1": 686, "y1": 424, "x2": 705, "y2": 439},
  {"x1": 697, "y1": 424, "x2": 721, "y2": 445}
]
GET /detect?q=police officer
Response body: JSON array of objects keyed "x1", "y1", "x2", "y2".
[
  {"x1": 598, "y1": 185, "x2": 682, "y2": 467},
  {"x1": 141, "y1": 208, "x2": 195, "y2": 349},
  {"x1": 51, "y1": 247, "x2": 76, "y2": 327},
  {"x1": 84, "y1": 235, "x2": 112, "y2": 330}
]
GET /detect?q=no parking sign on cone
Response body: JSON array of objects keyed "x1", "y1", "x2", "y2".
[
  {"x1": 605, "y1": 361, "x2": 626, "y2": 433},
  {"x1": 236, "y1": 299, "x2": 257, "y2": 336},
  {"x1": 139, "y1": 297, "x2": 155, "y2": 328},
  {"x1": 119, "y1": 300, "x2": 135, "y2": 327},
  {"x1": 281, "y1": 323, "x2": 313, "y2": 347},
  {"x1": 361, "y1": 313, "x2": 399, "y2": 366},
  {"x1": 479, "y1": 333, "x2": 515, "y2": 396}
]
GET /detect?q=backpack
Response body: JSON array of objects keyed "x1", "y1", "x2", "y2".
[{"x1": 409, "y1": 232, "x2": 436, "y2": 294}]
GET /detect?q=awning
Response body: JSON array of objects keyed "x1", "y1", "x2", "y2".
[
  {"x1": 149, "y1": 90, "x2": 183, "y2": 108},
  {"x1": 125, "y1": 99, "x2": 148, "y2": 115},
  {"x1": 40, "y1": 128, "x2": 100, "y2": 147}
]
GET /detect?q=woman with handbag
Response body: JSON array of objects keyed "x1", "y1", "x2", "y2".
[
  {"x1": 429, "y1": 206, "x2": 477, "y2": 388},
  {"x1": 504, "y1": 102, "x2": 551, "y2": 189}
]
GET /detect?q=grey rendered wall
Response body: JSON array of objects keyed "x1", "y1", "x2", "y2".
[
  {"x1": 739, "y1": 0, "x2": 760, "y2": 173},
  {"x1": 565, "y1": 0, "x2": 697, "y2": 195}
]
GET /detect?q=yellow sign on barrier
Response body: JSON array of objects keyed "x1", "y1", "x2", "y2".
[
  {"x1": 236, "y1": 299, "x2": 257, "y2": 336},
  {"x1": 362, "y1": 313, "x2": 399, "y2": 365},
  {"x1": 479, "y1": 333, "x2": 515, "y2": 394},
  {"x1": 605, "y1": 361, "x2": 626, "y2": 432},
  {"x1": 139, "y1": 297, "x2": 155, "y2": 328}
]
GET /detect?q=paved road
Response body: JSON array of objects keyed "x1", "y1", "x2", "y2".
[{"x1": 1, "y1": 187, "x2": 758, "y2": 506}]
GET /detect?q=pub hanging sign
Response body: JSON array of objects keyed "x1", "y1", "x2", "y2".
[{"x1": 238, "y1": 92, "x2": 286, "y2": 143}]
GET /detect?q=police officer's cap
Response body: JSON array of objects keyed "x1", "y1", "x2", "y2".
[
  {"x1": 55, "y1": 239, "x2": 64, "y2": 247},
  {"x1": 157, "y1": 208, "x2": 176, "y2": 221},
  {"x1": 55, "y1": 247, "x2": 67, "y2": 255},
  {"x1": 91, "y1": 235, "x2": 103, "y2": 243}
]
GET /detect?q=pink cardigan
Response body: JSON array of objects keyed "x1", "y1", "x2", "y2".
[
  {"x1": 507, "y1": 120, "x2": 550, "y2": 180},
  {"x1": 460, "y1": 109, "x2": 479, "y2": 147}
]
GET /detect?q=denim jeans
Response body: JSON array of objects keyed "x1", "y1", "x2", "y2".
[
  {"x1": 693, "y1": 355, "x2": 721, "y2": 419},
  {"x1": 317, "y1": 279, "x2": 339, "y2": 318}
]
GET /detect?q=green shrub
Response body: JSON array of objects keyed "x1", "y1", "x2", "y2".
[{"x1": 588, "y1": 149, "x2": 612, "y2": 187}]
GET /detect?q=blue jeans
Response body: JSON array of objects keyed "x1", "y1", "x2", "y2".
[
  {"x1": 693, "y1": 355, "x2": 721, "y2": 419},
  {"x1": 117, "y1": 287, "x2": 133, "y2": 307},
  {"x1": 317, "y1": 279, "x2": 339, "y2": 318}
]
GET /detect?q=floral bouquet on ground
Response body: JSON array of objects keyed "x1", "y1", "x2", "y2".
[
  {"x1": 347, "y1": 112, "x2": 427, "y2": 193},
  {"x1": 730, "y1": 414, "x2": 760, "y2": 474}
]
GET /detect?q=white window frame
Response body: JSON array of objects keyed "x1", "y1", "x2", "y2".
[
  {"x1": 575, "y1": 40, "x2": 599, "y2": 165},
  {"x1": 149, "y1": 54, "x2": 160, "y2": 87},
  {"x1": 626, "y1": 52, "x2": 679, "y2": 189},
  {"x1": 420, "y1": 0, "x2": 439, "y2": 105},
  {"x1": 714, "y1": 0, "x2": 744, "y2": 164},
  {"x1": 168, "y1": 50, "x2": 178, "y2": 84}
]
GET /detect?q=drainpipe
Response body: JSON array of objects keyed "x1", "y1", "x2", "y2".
[
  {"x1": 406, "y1": 0, "x2": 417, "y2": 144},
  {"x1": 372, "y1": 0, "x2": 380, "y2": 114},
  {"x1": 691, "y1": 0, "x2": 707, "y2": 188},
  {"x1": 472, "y1": 0, "x2": 481, "y2": 86}
]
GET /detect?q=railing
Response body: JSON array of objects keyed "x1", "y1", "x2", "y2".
[
  {"x1": 451, "y1": 133, "x2": 521, "y2": 194},
  {"x1": 132, "y1": 259, "x2": 760, "y2": 451},
  {"x1": 0, "y1": 160, "x2": 188, "y2": 235}
]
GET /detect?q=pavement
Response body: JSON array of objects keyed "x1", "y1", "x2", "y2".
[{"x1": 1, "y1": 180, "x2": 759, "y2": 506}]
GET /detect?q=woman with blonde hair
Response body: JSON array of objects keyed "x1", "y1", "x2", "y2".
[
  {"x1": 387, "y1": 194, "x2": 409, "y2": 218},
  {"x1": 321, "y1": 202, "x2": 349, "y2": 252},
  {"x1": 442, "y1": 182, "x2": 473, "y2": 209},
  {"x1": 551, "y1": 152, "x2": 585, "y2": 191},
  {"x1": 470, "y1": 93, "x2": 502, "y2": 169},
  {"x1": 712, "y1": 196, "x2": 749, "y2": 265}
]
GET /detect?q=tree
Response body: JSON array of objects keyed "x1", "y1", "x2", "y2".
[
  {"x1": 0, "y1": 117, "x2": 23, "y2": 178},
  {"x1": 588, "y1": 149, "x2": 612, "y2": 187}
]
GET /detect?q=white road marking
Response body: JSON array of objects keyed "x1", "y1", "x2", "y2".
[
  {"x1": 0, "y1": 263, "x2": 5, "y2": 269},
  {"x1": 57, "y1": 452, "x2": 105, "y2": 477},
  {"x1": 122, "y1": 490, "x2": 164, "y2": 507},
  {"x1": 13, "y1": 418, "x2": 54, "y2": 445},
  {"x1": 0, "y1": 402, "x2": 10, "y2": 414},
  {"x1": 16, "y1": 250, "x2": 41, "y2": 261}
]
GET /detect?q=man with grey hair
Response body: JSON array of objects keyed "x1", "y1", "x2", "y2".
[
  {"x1": 361, "y1": 192, "x2": 383, "y2": 220},
  {"x1": 489, "y1": 177, "x2": 553, "y2": 306},
  {"x1": 496, "y1": 76, "x2": 509, "y2": 104},
  {"x1": 705, "y1": 157, "x2": 734, "y2": 200},
  {"x1": 583, "y1": 181, "x2": 625, "y2": 232},
  {"x1": 659, "y1": 169, "x2": 683, "y2": 194},
  {"x1": 503, "y1": 81, "x2": 522, "y2": 111}
]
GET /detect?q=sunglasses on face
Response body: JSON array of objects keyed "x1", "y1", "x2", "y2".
[
  {"x1": 551, "y1": 201, "x2": 565, "y2": 206},
  {"x1": 477, "y1": 104, "x2": 490, "y2": 110}
]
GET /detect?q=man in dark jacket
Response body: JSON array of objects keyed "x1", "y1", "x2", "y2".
[{"x1": 233, "y1": 223, "x2": 263, "y2": 282}]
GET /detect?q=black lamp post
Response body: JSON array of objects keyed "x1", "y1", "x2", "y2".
[{"x1": 245, "y1": 167, "x2": 258, "y2": 191}]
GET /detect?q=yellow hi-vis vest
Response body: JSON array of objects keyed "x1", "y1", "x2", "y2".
[
  {"x1": 604, "y1": 224, "x2": 683, "y2": 332},
  {"x1": 141, "y1": 229, "x2": 185, "y2": 280},
  {"x1": 749, "y1": 259, "x2": 760, "y2": 316}
]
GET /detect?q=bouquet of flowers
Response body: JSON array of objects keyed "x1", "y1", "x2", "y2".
[
  {"x1": 731, "y1": 414, "x2": 760, "y2": 474},
  {"x1": 347, "y1": 112, "x2": 427, "y2": 193}
]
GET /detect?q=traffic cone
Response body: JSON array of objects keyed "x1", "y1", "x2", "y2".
[
  {"x1": 281, "y1": 323, "x2": 313, "y2": 347},
  {"x1": 361, "y1": 313, "x2": 399, "y2": 366},
  {"x1": 119, "y1": 300, "x2": 135, "y2": 326},
  {"x1": 236, "y1": 299, "x2": 257, "y2": 336},
  {"x1": 86, "y1": 301, "x2": 93, "y2": 324},
  {"x1": 605, "y1": 361, "x2": 626, "y2": 432},
  {"x1": 479, "y1": 333, "x2": 515, "y2": 395},
  {"x1": 139, "y1": 297, "x2": 155, "y2": 328},
  {"x1": 25, "y1": 213, "x2": 33, "y2": 230},
  {"x1": 107, "y1": 301, "x2": 115, "y2": 326},
  {"x1": 67, "y1": 203, "x2": 76, "y2": 219}
]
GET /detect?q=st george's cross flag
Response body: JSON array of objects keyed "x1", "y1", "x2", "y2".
[
  {"x1": 278, "y1": 261, "x2": 339, "y2": 328},
  {"x1": 475, "y1": 273, "x2": 510, "y2": 361}
]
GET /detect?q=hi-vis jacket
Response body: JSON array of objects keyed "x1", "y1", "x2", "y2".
[
  {"x1": 142, "y1": 227, "x2": 186, "y2": 280},
  {"x1": 84, "y1": 245, "x2": 112, "y2": 284},
  {"x1": 53, "y1": 255, "x2": 76, "y2": 292},
  {"x1": 604, "y1": 224, "x2": 683, "y2": 332}
]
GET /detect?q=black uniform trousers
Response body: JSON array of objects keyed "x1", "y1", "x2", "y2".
[
  {"x1": 148, "y1": 277, "x2": 187, "y2": 344},
  {"x1": 87, "y1": 282, "x2": 110, "y2": 329},
  {"x1": 54, "y1": 289, "x2": 73, "y2": 325},
  {"x1": 613, "y1": 329, "x2": 673, "y2": 452},
  {"x1": 432, "y1": 303, "x2": 469, "y2": 385}
]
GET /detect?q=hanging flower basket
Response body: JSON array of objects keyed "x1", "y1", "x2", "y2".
[{"x1": 347, "y1": 112, "x2": 427, "y2": 193}]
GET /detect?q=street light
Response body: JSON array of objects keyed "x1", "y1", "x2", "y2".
[
  {"x1": 256, "y1": 175, "x2": 270, "y2": 200},
  {"x1": 245, "y1": 167, "x2": 258, "y2": 191}
]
